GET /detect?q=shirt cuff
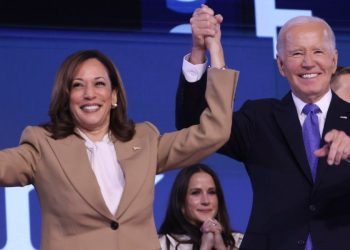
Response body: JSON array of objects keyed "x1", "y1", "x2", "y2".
[{"x1": 182, "y1": 53, "x2": 207, "y2": 83}]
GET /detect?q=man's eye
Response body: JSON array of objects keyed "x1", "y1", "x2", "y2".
[{"x1": 292, "y1": 52, "x2": 303, "y2": 56}]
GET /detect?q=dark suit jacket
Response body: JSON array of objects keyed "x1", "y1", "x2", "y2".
[{"x1": 176, "y1": 72, "x2": 350, "y2": 250}]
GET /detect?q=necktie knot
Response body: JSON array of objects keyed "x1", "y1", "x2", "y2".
[{"x1": 302, "y1": 103, "x2": 321, "y2": 115}]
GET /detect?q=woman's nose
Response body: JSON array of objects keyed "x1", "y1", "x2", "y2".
[
  {"x1": 201, "y1": 194, "x2": 210, "y2": 204},
  {"x1": 83, "y1": 84, "x2": 95, "y2": 99}
]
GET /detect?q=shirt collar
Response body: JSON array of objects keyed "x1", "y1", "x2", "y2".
[
  {"x1": 292, "y1": 89, "x2": 332, "y2": 116},
  {"x1": 76, "y1": 128, "x2": 112, "y2": 150}
]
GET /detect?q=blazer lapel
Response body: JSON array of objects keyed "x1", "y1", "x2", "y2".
[
  {"x1": 114, "y1": 136, "x2": 153, "y2": 218},
  {"x1": 46, "y1": 134, "x2": 113, "y2": 219},
  {"x1": 315, "y1": 93, "x2": 350, "y2": 187},
  {"x1": 273, "y1": 93, "x2": 314, "y2": 183}
]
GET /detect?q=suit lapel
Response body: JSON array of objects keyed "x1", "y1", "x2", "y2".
[
  {"x1": 273, "y1": 93, "x2": 314, "y2": 183},
  {"x1": 46, "y1": 134, "x2": 113, "y2": 219},
  {"x1": 315, "y1": 93, "x2": 350, "y2": 187},
  {"x1": 114, "y1": 135, "x2": 154, "y2": 219},
  {"x1": 47, "y1": 127, "x2": 154, "y2": 220}
]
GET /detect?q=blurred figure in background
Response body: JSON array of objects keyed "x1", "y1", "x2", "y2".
[{"x1": 331, "y1": 66, "x2": 350, "y2": 103}]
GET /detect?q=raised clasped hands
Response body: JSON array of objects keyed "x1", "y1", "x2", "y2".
[
  {"x1": 315, "y1": 129, "x2": 350, "y2": 165},
  {"x1": 190, "y1": 4, "x2": 225, "y2": 68},
  {"x1": 200, "y1": 218, "x2": 226, "y2": 250}
]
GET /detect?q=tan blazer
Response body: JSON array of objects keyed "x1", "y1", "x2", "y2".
[{"x1": 0, "y1": 68, "x2": 238, "y2": 250}]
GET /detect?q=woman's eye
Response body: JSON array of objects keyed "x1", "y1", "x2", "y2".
[
  {"x1": 190, "y1": 190, "x2": 200, "y2": 195},
  {"x1": 96, "y1": 81, "x2": 106, "y2": 86},
  {"x1": 71, "y1": 82, "x2": 83, "y2": 88}
]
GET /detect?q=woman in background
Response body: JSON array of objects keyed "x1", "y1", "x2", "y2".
[{"x1": 159, "y1": 164, "x2": 243, "y2": 249}]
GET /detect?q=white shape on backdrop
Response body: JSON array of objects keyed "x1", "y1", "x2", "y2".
[
  {"x1": 170, "y1": 0, "x2": 312, "y2": 58},
  {"x1": 2, "y1": 186, "x2": 36, "y2": 250},
  {"x1": 254, "y1": 0, "x2": 312, "y2": 57}
]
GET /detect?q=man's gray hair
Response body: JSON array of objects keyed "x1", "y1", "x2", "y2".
[{"x1": 276, "y1": 16, "x2": 336, "y2": 54}]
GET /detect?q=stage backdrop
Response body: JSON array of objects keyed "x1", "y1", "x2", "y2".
[
  {"x1": 1, "y1": 27, "x2": 350, "y2": 250},
  {"x1": 1, "y1": 1, "x2": 350, "y2": 249}
]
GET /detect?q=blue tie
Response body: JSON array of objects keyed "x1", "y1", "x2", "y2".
[
  {"x1": 302, "y1": 103, "x2": 321, "y2": 250},
  {"x1": 302, "y1": 103, "x2": 321, "y2": 181}
]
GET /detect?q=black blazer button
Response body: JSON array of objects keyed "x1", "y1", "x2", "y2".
[{"x1": 110, "y1": 221, "x2": 119, "y2": 230}]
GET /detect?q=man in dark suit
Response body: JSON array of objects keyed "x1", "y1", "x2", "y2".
[{"x1": 176, "y1": 5, "x2": 350, "y2": 250}]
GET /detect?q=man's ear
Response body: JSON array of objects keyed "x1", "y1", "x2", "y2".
[
  {"x1": 332, "y1": 49, "x2": 339, "y2": 74},
  {"x1": 276, "y1": 55, "x2": 286, "y2": 77}
]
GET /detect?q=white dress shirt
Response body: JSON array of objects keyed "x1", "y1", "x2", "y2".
[
  {"x1": 292, "y1": 89, "x2": 332, "y2": 134},
  {"x1": 182, "y1": 53, "x2": 207, "y2": 82}
]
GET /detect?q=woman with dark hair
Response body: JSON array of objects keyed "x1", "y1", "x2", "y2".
[
  {"x1": 44, "y1": 49, "x2": 135, "y2": 141},
  {"x1": 0, "y1": 47, "x2": 238, "y2": 250},
  {"x1": 159, "y1": 164, "x2": 243, "y2": 249}
]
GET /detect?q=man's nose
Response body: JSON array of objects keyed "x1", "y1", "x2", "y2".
[{"x1": 302, "y1": 53, "x2": 315, "y2": 68}]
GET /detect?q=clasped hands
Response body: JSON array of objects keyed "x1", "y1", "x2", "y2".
[
  {"x1": 189, "y1": 4, "x2": 224, "y2": 68},
  {"x1": 200, "y1": 218, "x2": 226, "y2": 250}
]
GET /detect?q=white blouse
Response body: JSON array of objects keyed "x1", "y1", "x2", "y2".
[
  {"x1": 78, "y1": 130, "x2": 125, "y2": 215},
  {"x1": 159, "y1": 232, "x2": 244, "y2": 250}
]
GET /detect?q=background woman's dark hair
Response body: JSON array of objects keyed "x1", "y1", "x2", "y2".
[
  {"x1": 42, "y1": 50, "x2": 135, "y2": 141},
  {"x1": 159, "y1": 163, "x2": 235, "y2": 249}
]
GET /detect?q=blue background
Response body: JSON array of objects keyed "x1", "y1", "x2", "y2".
[{"x1": 1, "y1": 0, "x2": 350, "y2": 249}]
